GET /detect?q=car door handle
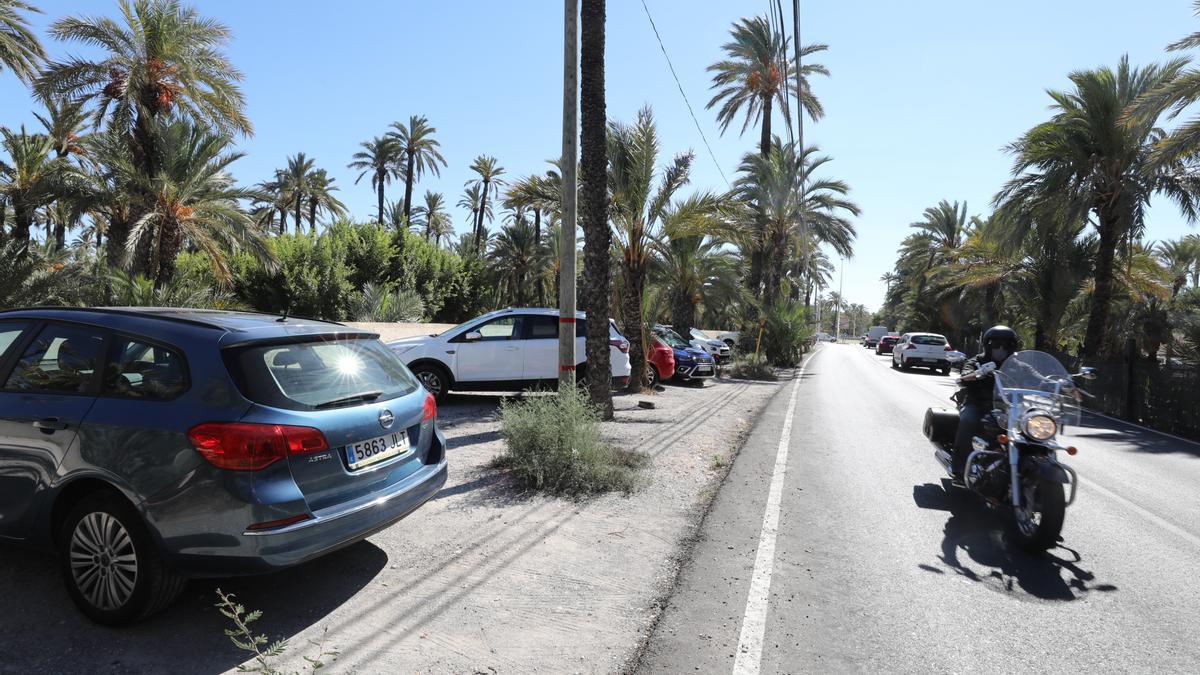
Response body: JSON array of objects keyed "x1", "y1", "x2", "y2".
[
  {"x1": 504, "y1": 346, "x2": 519, "y2": 351},
  {"x1": 33, "y1": 417, "x2": 69, "y2": 431}
]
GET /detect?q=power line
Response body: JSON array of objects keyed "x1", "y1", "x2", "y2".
[
  {"x1": 768, "y1": 0, "x2": 795, "y2": 148},
  {"x1": 638, "y1": 0, "x2": 731, "y2": 188}
]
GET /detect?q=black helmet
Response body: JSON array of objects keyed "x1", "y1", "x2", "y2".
[{"x1": 982, "y1": 325, "x2": 1020, "y2": 352}]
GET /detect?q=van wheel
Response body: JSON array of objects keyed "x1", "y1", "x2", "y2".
[
  {"x1": 59, "y1": 492, "x2": 186, "y2": 625},
  {"x1": 411, "y1": 363, "x2": 450, "y2": 402}
]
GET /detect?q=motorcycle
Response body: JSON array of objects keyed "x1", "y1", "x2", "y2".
[{"x1": 922, "y1": 350, "x2": 1096, "y2": 551}]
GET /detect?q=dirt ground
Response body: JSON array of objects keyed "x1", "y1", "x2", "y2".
[{"x1": 0, "y1": 373, "x2": 782, "y2": 674}]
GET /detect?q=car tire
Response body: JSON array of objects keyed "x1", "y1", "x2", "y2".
[
  {"x1": 940, "y1": 367, "x2": 950, "y2": 376},
  {"x1": 900, "y1": 357, "x2": 911, "y2": 371},
  {"x1": 59, "y1": 491, "x2": 186, "y2": 626},
  {"x1": 891, "y1": 358, "x2": 899, "y2": 370},
  {"x1": 411, "y1": 362, "x2": 451, "y2": 402},
  {"x1": 648, "y1": 365, "x2": 661, "y2": 388}
]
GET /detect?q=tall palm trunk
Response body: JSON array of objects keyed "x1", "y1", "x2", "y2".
[
  {"x1": 748, "y1": 94, "x2": 774, "y2": 298},
  {"x1": 54, "y1": 219, "x2": 66, "y2": 251},
  {"x1": 622, "y1": 258, "x2": 648, "y2": 393},
  {"x1": 107, "y1": 214, "x2": 129, "y2": 269},
  {"x1": 759, "y1": 94, "x2": 773, "y2": 158},
  {"x1": 1083, "y1": 204, "x2": 1120, "y2": 357},
  {"x1": 581, "y1": 0, "x2": 613, "y2": 416},
  {"x1": 277, "y1": 207, "x2": 287, "y2": 235},
  {"x1": 376, "y1": 177, "x2": 385, "y2": 227},
  {"x1": 11, "y1": 201, "x2": 32, "y2": 246},
  {"x1": 671, "y1": 288, "x2": 696, "y2": 342},
  {"x1": 294, "y1": 191, "x2": 303, "y2": 236},
  {"x1": 403, "y1": 152, "x2": 415, "y2": 224},
  {"x1": 474, "y1": 179, "x2": 490, "y2": 255},
  {"x1": 309, "y1": 198, "x2": 318, "y2": 235},
  {"x1": 533, "y1": 209, "x2": 544, "y2": 303}
]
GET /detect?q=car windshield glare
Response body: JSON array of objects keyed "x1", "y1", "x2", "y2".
[
  {"x1": 228, "y1": 337, "x2": 419, "y2": 410},
  {"x1": 911, "y1": 335, "x2": 946, "y2": 346}
]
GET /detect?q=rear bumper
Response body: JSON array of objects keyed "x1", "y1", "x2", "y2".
[{"x1": 170, "y1": 459, "x2": 448, "y2": 577}]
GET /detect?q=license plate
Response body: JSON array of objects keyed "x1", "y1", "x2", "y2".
[
  {"x1": 345, "y1": 432, "x2": 409, "y2": 470},
  {"x1": 696, "y1": 366, "x2": 713, "y2": 375}
]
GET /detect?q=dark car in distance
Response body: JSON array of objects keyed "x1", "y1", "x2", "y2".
[
  {"x1": 0, "y1": 307, "x2": 447, "y2": 625},
  {"x1": 876, "y1": 335, "x2": 899, "y2": 355}
]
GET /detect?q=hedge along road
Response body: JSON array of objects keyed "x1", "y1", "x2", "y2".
[{"x1": 638, "y1": 342, "x2": 1200, "y2": 673}]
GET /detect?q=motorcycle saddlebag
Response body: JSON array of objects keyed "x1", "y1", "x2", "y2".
[{"x1": 923, "y1": 407, "x2": 960, "y2": 444}]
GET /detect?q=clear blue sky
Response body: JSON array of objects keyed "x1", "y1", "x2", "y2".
[{"x1": 3, "y1": 0, "x2": 1199, "y2": 311}]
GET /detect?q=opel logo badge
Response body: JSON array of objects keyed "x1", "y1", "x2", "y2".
[{"x1": 379, "y1": 409, "x2": 395, "y2": 429}]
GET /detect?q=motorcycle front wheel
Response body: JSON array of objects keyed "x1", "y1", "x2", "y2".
[{"x1": 1008, "y1": 477, "x2": 1065, "y2": 552}]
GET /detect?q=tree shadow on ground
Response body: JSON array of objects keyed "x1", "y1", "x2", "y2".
[
  {"x1": 0, "y1": 539, "x2": 388, "y2": 674},
  {"x1": 912, "y1": 482, "x2": 1118, "y2": 601},
  {"x1": 1069, "y1": 413, "x2": 1200, "y2": 459}
]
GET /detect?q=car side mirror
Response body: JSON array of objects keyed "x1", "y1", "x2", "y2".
[{"x1": 464, "y1": 331, "x2": 483, "y2": 342}]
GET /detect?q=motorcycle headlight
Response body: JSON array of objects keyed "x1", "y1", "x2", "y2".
[{"x1": 1023, "y1": 414, "x2": 1057, "y2": 441}]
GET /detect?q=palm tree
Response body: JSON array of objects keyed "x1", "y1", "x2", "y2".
[
  {"x1": 413, "y1": 191, "x2": 452, "y2": 245},
  {"x1": 0, "y1": 0, "x2": 46, "y2": 84},
  {"x1": 456, "y1": 184, "x2": 491, "y2": 245},
  {"x1": 283, "y1": 152, "x2": 315, "y2": 234},
  {"x1": 879, "y1": 271, "x2": 899, "y2": 297},
  {"x1": 707, "y1": 15, "x2": 827, "y2": 158},
  {"x1": 581, "y1": 0, "x2": 610, "y2": 412},
  {"x1": 652, "y1": 205, "x2": 741, "y2": 338},
  {"x1": 733, "y1": 141, "x2": 858, "y2": 300},
  {"x1": 467, "y1": 155, "x2": 505, "y2": 254},
  {"x1": 306, "y1": 168, "x2": 345, "y2": 234},
  {"x1": 250, "y1": 169, "x2": 289, "y2": 234},
  {"x1": 120, "y1": 119, "x2": 271, "y2": 286},
  {"x1": 348, "y1": 135, "x2": 400, "y2": 226},
  {"x1": 1129, "y1": 2, "x2": 1200, "y2": 166},
  {"x1": 34, "y1": 96, "x2": 90, "y2": 159},
  {"x1": 387, "y1": 115, "x2": 446, "y2": 225},
  {"x1": 0, "y1": 126, "x2": 85, "y2": 245},
  {"x1": 489, "y1": 217, "x2": 541, "y2": 306},
  {"x1": 996, "y1": 56, "x2": 1198, "y2": 356},
  {"x1": 383, "y1": 198, "x2": 408, "y2": 231},
  {"x1": 608, "y1": 107, "x2": 696, "y2": 392},
  {"x1": 38, "y1": 0, "x2": 251, "y2": 178}
]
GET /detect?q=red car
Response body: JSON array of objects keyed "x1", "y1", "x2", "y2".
[
  {"x1": 876, "y1": 335, "x2": 899, "y2": 355},
  {"x1": 648, "y1": 335, "x2": 676, "y2": 386}
]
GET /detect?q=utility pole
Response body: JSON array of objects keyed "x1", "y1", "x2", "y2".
[{"x1": 558, "y1": 0, "x2": 578, "y2": 390}]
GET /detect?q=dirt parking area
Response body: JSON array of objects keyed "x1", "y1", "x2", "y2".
[{"x1": 0, "y1": 373, "x2": 783, "y2": 674}]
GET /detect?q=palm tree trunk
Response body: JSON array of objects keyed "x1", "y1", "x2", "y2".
[
  {"x1": 12, "y1": 201, "x2": 32, "y2": 247},
  {"x1": 294, "y1": 192, "x2": 303, "y2": 236},
  {"x1": 581, "y1": 0, "x2": 614, "y2": 416},
  {"x1": 671, "y1": 288, "x2": 695, "y2": 341},
  {"x1": 403, "y1": 153, "x2": 415, "y2": 225},
  {"x1": 759, "y1": 94, "x2": 773, "y2": 158},
  {"x1": 475, "y1": 181, "x2": 490, "y2": 255},
  {"x1": 107, "y1": 214, "x2": 128, "y2": 269},
  {"x1": 533, "y1": 209, "x2": 545, "y2": 304},
  {"x1": 377, "y1": 178, "x2": 385, "y2": 227},
  {"x1": 278, "y1": 208, "x2": 287, "y2": 235},
  {"x1": 1083, "y1": 209, "x2": 1119, "y2": 357},
  {"x1": 54, "y1": 219, "x2": 66, "y2": 251},
  {"x1": 622, "y1": 260, "x2": 648, "y2": 393}
]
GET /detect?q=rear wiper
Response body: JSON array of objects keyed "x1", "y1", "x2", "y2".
[{"x1": 313, "y1": 390, "x2": 383, "y2": 409}]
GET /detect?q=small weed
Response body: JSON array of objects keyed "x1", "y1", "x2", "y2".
[
  {"x1": 216, "y1": 589, "x2": 338, "y2": 674},
  {"x1": 496, "y1": 387, "x2": 648, "y2": 495},
  {"x1": 709, "y1": 453, "x2": 729, "y2": 471}
]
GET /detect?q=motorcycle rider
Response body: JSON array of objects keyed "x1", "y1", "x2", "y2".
[{"x1": 952, "y1": 325, "x2": 1021, "y2": 483}]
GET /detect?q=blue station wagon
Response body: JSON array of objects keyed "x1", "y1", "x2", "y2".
[{"x1": 0, "y1": 307, "x2": 447, "y2": 624}]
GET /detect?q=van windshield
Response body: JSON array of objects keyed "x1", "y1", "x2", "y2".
[{"x1": 226, "y1": 337, "x2": 419, "y2": 410}]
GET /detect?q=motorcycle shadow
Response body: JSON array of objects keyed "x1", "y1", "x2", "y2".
[{"x1": 912, "y1": 482, "x2": 1118, "y2": 601}]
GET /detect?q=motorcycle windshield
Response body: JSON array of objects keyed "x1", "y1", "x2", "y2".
[{"x1": 993, "y1": 350, "x2": 1081, "y2": 427}]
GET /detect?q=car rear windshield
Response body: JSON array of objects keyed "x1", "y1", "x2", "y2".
[
  {"x1": 225, "y1": 336, "x2": 419, "y2": 410},
  {"x1": 881, "y1": 336, "x2": 898, "y2": 343},
  {"x1": 911, "y1": 335, "x2": 946, "y2": 346}
]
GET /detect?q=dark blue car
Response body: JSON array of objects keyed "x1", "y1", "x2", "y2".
[
  {"x1": 0, "y1": 307, "x2": 447, "y2": 624},
  {"x1": 652, "y1": 327, "x2": 716, "y2": 382}
]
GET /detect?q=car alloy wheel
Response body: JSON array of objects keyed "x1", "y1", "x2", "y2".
[{"x1": 69, "y1": 512, "x2": 139, "y2": 612}]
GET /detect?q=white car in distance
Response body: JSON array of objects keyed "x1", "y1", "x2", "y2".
[{"x1": 388, "y1": 308, "x2": 632, "y2": 400}]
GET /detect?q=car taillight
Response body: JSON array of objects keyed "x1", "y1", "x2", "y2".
[
  {"x1": 422, "y1": 392, "x2": 437, "y2": 421},
  {"x1": 188, "y1": 422, "x2": 329, "y2": 471},
  {"x1": 905, "y1": 343, "x2": 917, "y2": 350},
  {"x1": 944, "y1": 344, "x2": 953, "y2": 351},
  {"x1": 610, "y1": 338, "x2": 630, "y2": 354}
]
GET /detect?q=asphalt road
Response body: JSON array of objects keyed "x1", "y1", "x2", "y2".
[{"x1": 639, "y1": 342, "x2": 1200, "y2": 673}]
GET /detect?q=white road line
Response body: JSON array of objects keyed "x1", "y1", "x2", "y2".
[{"x1": 731, "y1": 350, "x2": 814, "y2": 675}]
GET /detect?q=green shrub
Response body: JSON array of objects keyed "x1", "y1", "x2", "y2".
[
  {"x1": 496, "y1": 388, "x2": 647, "y2": 495},
  {"x1": 733, "y1": 301, "x2": 812, "y2": 367},
  {"x1": 727, "y1": 353, "x2": 778, "y2": 381}
]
